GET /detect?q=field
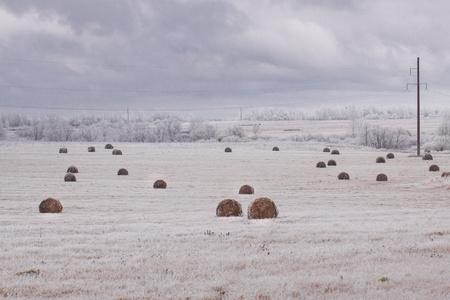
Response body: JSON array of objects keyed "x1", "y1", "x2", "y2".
[{"x1": 0, "y1": 124, "x2": 449, "y2": 298}]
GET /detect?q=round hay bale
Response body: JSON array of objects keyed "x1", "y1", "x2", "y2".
[
  {"x1": 323, "y1": 147, "x2": 330, "y2": 152},
  {"x1": 338, "y1": 172, "x2": 350, "y2": 180},
  {"x1": 67, "y1": 166, "x2": 78, "y2": 173},
  {"x1": 105, "y1": 143, "x2": 114, "y2": 149},
  {"x1": 441, "y1": 172, "x2": 450, "y2": 177},
  {"x1": 327, "y1": 159, "x2": 337, "y2": 166},
  {"x1": 112, "y1": 149, "x2": 122, "y2": 155},
  {"x1": 64, "y1": 173, "x2": 76, "y2": 182},
  {"x1": 153, "y1": 179, "x2": 167, "y2": 189},
  {"x1": 248, "y1": 197, "x2": 278, "y2": 219},
  {"x1": 386, "y1": 153, "x2": 395, "y2": 159},
  {"x1": 331, "y1": 150, "x2": 340, "y2": 155},
  {"x1": 224, "y1": 147, "x2": 232, "y2": 153},
  {"x1": 59, "y1": 147, "x2": 68, "y2": 153},
  {"x1": 239, "y1": 184, "x2": 254, "y2": 194},
  {"x1": 216, "y1": 199, "x2": 243, "y2": 217},
  {"x1": 39, "y1": 197, "x2": 63, "y2": 213},
  {"x1": 88, "y1": 146, "x2": 96, "y2": 152},
  {"x1": 429, "y1": 164, "x2": 440, "y2": 172},
  {"x1": 376, "y1": 156, "x2": 386, "y2": 163},
  {"x1": 117, "y1": 168, "x2": 129, "y2": 175},
  {"x1": 316, "y1": 161, "x2": 326, "y2": 168},
  {"x1": 272, "y1": 146, "x2": 279, "y2": 151},
  {"x1": 376, "y1": 173, "x2": 388, "y2": 181},
  {"x1": 422, "y1": 154, "x2": 433, "y2": 160}
]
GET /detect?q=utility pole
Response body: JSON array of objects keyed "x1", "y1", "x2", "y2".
[
  {"x1": 407, "y1": 57, "x2": 427, "y2": 156},
  {"x1": 416, "y1": 57, "x2": 420, "y2": 157}
]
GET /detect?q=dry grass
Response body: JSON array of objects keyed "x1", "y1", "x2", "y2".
[
  {"x1": 64, "y1": 173, "x2": 76, "y2": 182},
  {"x1": 67, "y1": 166, "x2": 78, "y2": 173},
  {"x1": 247, "y1": 197, "x2": 278, "y2": 219},
  {"x1": 239, "y1": 185, "x2": 254, "y2": 194},
  {"x1": 38, "y1": 197, "x2": 63, "y2": 213},
  {"x1": 338, "y1": 172, "x2": 350, "y2": 180},
  {"x1": 376, "y1": 173, "x2": 388, "y2": 181},
  {"x1": 376, "y1": 156, "x2": 386, "y2": 163},
  {"x1": 216, "y1": 199, "x2": 243, "y2": 217},
  {"x1": 316, "y1": 161, "x2": 326, "y2": 168}
]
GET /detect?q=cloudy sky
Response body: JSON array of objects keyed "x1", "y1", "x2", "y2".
[{"x1": 0, "y1": 0, "x2": 449, "y2": 117}]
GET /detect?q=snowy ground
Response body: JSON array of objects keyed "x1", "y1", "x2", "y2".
[{"x1": 0, "y1": 138, "x2": 449, "y2": 299}]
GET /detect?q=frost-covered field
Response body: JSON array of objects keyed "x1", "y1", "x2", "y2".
[{"x1": 0, "y1": 139, "x2": 449, "y2": 299}]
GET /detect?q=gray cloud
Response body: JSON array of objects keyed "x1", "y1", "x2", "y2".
[{"x1": 0, "y1": 0, "x2": 449, "y2": 117}]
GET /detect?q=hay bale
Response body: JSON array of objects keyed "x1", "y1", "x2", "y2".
[
  {"x1": 272, "y1": 146, "x2": 279, "y2": 151},
  {"x1": 239, "y1": 184, "x2": 254, "y2": 194},
  {"x1": 59, "y1": 148, "x2": 68, "y2": 153},
  {"x1": 429, "y1": 164, "x2": 440, "y2": 172},
  {"x1": 331, "y1": 150, "x2": 340, "y2": 155},
  {"x1": 216, "y1": 199, "x2": 243, "y2": 217},
  {"x1": 117, "y1": 168, "x2": 129, "y2": 175},
  {"x1": 248, "y1": 197, "x2": 278, "y2": 219},
  {"x1": 225, "y1": 147, "x2": 232, "y2": 153},
  {"x1": 39, "y1": 197, "x2": 63, "y2": 213},
  {"x1": 386, "y1": 153, "x2": 395, "y2": 159},
  {"x1": 441, "y1": 172, "x2": 450, "y2": 177},
  {"x1": 338, "y1": 172, "x2": 350, "y2": 180},
  {"x1": 316, "y1": 161, "x2": 326, "y2": 168},
  {"x1": 88, "y1": 146, "x2": 96, "y2": 152},
  {"x1": 64, "y1": 173, "x2": 76, "y2": 182},
  {"x1": 153, "y1": 179, "x2": 167, "y2": 189},
  {"x1": 376, "y1": 156, "x2": 386, "y2": 163},
  {"x1": 376, "y1": 173, "x2": 388, "y2": 181},
  {"x1": 112, "y1": 149, "x2": 122, "y2": 155},
  {"x1": 327, "y1": 159, "x2": 337, "y2": 166},
  {"x1": 323, "y1": 147, "x2": 330, "y2": 152},
  {"x1": 105, "y1": 143, "x2": 114, "y2": 149},
  {"x1": 423, "y1": 154, "x2": 433, "y2": 160},
  {"x1": 67, "y1": 166, "x2": 78, "y2": 173}
]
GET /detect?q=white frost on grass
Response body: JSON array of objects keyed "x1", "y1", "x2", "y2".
[{"x1": 0, "y1": 140, "x2": 449, "y2": 299}]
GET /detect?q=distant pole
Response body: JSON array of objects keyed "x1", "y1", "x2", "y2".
[{"x1": 416, "y1": 57, "x2": 420, "y2": 156}]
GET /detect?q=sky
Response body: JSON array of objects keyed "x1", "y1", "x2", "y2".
[{"x1": 0, "y1": 0, "x2": 450, "y2": 118}]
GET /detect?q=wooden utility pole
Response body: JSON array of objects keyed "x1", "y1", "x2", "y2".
[
  {"x1": 416, "y1": 57, "x2": 420, "y2": 156},
  {"x1": 407, "y1": 57, "x2": 427, "y2": 156}
]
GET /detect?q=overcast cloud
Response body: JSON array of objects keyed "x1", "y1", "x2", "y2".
[{"x1": 0, "y1": 0, "x2": 449, "y2": 117}]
